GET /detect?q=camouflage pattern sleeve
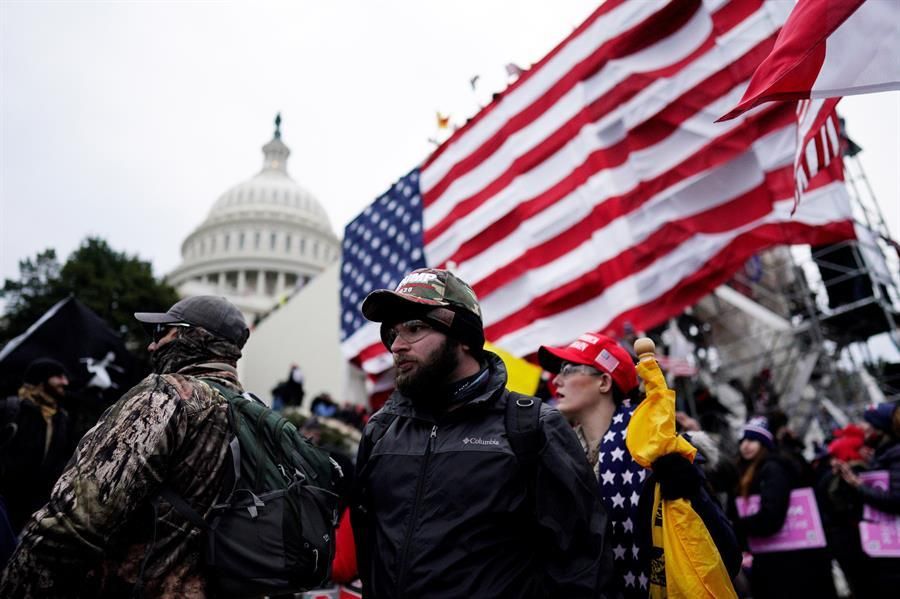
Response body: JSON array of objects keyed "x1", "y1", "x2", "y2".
[{"x1": 0, "y1": 374, "x2": 192, "y2": 597}]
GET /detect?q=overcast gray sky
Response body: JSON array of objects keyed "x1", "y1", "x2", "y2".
[{"x1": 2, "y1": 0, "x2": 898, "y2": 287}]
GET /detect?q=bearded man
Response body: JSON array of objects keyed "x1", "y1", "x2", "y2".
[
  {"x1": 0, "y1": 359, "x2": 72, "y2": 533},
  {"x1": 351, "y1": 268, "x2": 615, "y2": 598},
  {"x1": 0, "y1": 296, "x2": 249, "y2": 598}
]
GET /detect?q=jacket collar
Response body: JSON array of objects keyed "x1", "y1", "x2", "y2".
[
  {"x1": 382, "y1": 351, "x2": 509, "y2": 422},
  {"x1": 181, "y1": 362, "x2": 243, "y2": 392}
]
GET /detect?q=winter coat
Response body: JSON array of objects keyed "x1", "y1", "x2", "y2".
[
  {"x1": 352, "y1": 352, "x2": 614, "y2": 599},
  {"x1": 857, "y1": 439, "x2": 900, "y2": 514},
  {"x1": 853, "y1": 438, "x2": 900, "y2": 590},
  {"x1": 0, "y1": 328, "x2": 242, "y2": 598},
  {"x1": 576, "y1": 402, "x2": 648, "y2": 598},
  {"x1": 815, "y1": 458, "x2": 876, "y2": 599},
  {"x1": 0, "y1": 391, "x2": 71, "y2": 533},
  {"x1": 736, "y1": 454, "x2": 837, "y2": 599}
]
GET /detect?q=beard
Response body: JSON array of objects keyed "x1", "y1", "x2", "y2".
[
  {"x1": 44, "y1": 382, "x2": 67, "y2": 401},
  {"x1": 395, "y1": 337, "x2": 460, "y2": 399}
]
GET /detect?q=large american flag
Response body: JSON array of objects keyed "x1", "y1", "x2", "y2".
[{"x1": 340, "y1": 0, "x2": 856, "y2": 399}]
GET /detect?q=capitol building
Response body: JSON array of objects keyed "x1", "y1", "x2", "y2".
[{"x1": 168, "y1": 115, "x2": 340, "y2": 321}]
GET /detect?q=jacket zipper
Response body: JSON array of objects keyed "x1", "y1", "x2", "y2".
[{"x1": 396, "y1": 424, "x2": 437, "y2": 596}]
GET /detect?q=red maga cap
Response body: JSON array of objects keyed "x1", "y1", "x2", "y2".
[{"x1": 538, "y1": 333, "x2": 638, "y2": 393}]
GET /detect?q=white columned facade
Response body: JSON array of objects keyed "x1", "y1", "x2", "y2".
[
  {"x1": 167, "y1": 114, "x2": 341, "y2": 321},
  {"x1": 256, "y1": 271, "x2": 265, "y2": 296}
]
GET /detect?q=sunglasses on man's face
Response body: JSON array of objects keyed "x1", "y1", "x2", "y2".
[{"x1": 151, "y1": 322, "x2": 191, "y2": 344}]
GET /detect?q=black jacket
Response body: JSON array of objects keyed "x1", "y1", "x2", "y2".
[
  {"x1": 0, "y1": 398, "x2": 71, "y2": 533},
  {"x1": 352, "y1": 353, "x2": 614, "y2": 598},
  {"x1": 735, "y1": 454, "x2": 837, "y2": 599}
]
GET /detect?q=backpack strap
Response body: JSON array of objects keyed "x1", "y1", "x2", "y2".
[
  {"x1": 367, "y1": 412, "x2": 399, "y2": 447},
  {"x1": 505, "y1": 392, "x2": 542, "y2": 472},
  {"x1": 134, "y1": 485, "x2": 213, "y2": 598},
  {"x1": 199, "y1": 378, "x2": 264, "y2": 406},
  {"x1": 158, "y1": 486, "x2": 209, "y2": 530},
  {"x1": 355, "y1": 411, "x2": 399, "y2": 491},
  {"x1": 153, "y1": 377, "x2": 246, "y2": 527},
  {"x1": 196, "y1": 378, "x2": 246, "y2": 489}
]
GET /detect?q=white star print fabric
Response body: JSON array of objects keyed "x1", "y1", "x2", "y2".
[{"x1": 579, "y1": 400, "x2": 649, "y2": 598}]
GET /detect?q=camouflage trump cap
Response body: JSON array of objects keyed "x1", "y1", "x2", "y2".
[{"x1": 362, "y1": 268, "x2": 485, "y2": 352}]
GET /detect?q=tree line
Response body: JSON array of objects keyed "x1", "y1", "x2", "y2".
[{"x1": 1, "y1": 237, "x2": 179, "y2": 365}]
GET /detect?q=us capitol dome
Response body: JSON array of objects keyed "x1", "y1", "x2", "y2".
[{"x1": 167, "y1": 114, "x2": 340, "y2": 320}]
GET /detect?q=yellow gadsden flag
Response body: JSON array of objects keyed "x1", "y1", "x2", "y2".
[
  {"x1": 485, "y1": 341, "x2": 542, "y2": 396},
  {"x1": 626, "y1": 354, "x2": 737, "y2": 599}
]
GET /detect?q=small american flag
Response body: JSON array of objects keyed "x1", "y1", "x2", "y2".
[
  {"x1": 341, "y1": 0, "x2": 856, "y2": 401},
  {"x1": 595, "y1": 349, "x2": 621, "y2": 374},
  {"x1": 793, "y1": 98, "x2": 842, "y2": 212}
]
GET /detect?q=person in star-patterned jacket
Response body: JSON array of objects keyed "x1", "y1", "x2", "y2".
[
  {"x1": 540, "y1": 333, "x2": 741, "y2": 599},
  {"x1": 539, "y1": 333, "x2": 649, "y2": 598}
]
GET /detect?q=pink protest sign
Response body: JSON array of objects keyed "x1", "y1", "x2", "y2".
[
  {"x1": 859, "y1": 471, "x2": 892, "y2": 522},
  {"x1": 857, "y1": 470, "x2": 900, "y2": 557},
  {"x1": 736, "y1": 487, "x2": 826, "y2": 553}
]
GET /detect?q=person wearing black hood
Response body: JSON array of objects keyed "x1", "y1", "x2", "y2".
[
  {"x1": 0, "y1": 358, "x2": 72, "y2": 533},
  {"x1": 734, "y1": 416, "x2": 837, "y2": 599},
  {"x1": 352, "y1": 268, "x2": 615, "y2": 598},
  {"x1": 837, "y1": 401, "x2": 900, "y2": 589}
]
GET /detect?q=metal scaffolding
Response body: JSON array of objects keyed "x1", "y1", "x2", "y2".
[{"x1": 657, "y1": 151, "x2": 899, "y2": 444}]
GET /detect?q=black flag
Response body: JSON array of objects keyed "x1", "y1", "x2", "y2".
[{"x1": 0, "y1": 297, "x2": 139, "y2": 436}]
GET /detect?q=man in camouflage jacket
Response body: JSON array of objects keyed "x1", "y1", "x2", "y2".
[{"x1": 0, "y1": 296, "x2": 250, "y2": 598}]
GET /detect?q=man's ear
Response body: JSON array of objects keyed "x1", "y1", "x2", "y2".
[{"x1": 457, "y1": 342, "x2": 481, "y2": 364}]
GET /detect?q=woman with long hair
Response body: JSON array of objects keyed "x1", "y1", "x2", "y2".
[{"x1": 735, "y1": 416, "x2": 836, "y2": 599}]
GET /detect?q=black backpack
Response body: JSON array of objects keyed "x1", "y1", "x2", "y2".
[{"x1": 155, "y1": 379, "x2": 342, "y2": 597}]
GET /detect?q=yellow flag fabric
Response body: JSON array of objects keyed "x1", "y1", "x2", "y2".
[
  {"x1": 627, "y1": 358, "x2": 737, "y2": 599},
  {"x1": 627, "y1": 360, "x2": 697, "y2": 468},
  {"x1": 485, "y1": 341, "x2": 541, "y2": 396}
]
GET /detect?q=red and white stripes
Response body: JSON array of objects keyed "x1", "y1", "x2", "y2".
[{"x1": 345, "y1": 0, "x2": 856, "y2": 381}]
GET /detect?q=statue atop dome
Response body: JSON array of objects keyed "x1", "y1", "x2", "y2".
[
  {"x1": 262, "y1": 113, "x2": 290, "y2": 173},
  {"x1": 167, "y1": 113, "x2": 340, "y2": 322}
]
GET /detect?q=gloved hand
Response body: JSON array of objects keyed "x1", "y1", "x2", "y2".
[{"x1": 652, "y1": 452, "x2": 702, "y2": 500}]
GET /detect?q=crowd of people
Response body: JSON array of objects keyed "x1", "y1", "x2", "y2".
[
  {"x1": 270, "y1": 366, "x2": 369, "y2": 431},
  {"x1": 0, "y1": 268, "x2": 896, "y2": 598},
  {"x1": 667, "y1": 386, "x2": 900, "y2": 598}
]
